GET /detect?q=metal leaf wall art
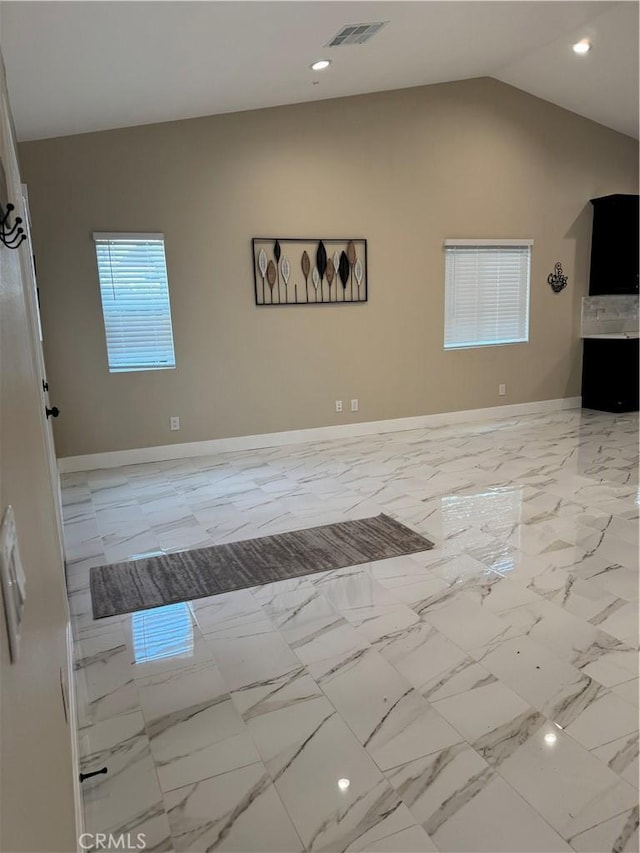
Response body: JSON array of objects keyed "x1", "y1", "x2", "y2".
[
  {"x1": 354, "y1": 257, "x2": 363, "y2": 297},
  {"x1": 317, "y1": 241, "x2": 327, "y2": 303},
  {"x1": 346, "y1": 241, "x2": 357, "y2": 300},
  {"x1": 339, "y1": 251, "x2": 350, "y2": 301},
  {"x1": 266, "y1": 260, "x2": 277, "y2": 303},
  {"x1": 332, "y1": 251, "x2": 341, "y2": 301},
  {"x1": 281, "y1": 255, "x2": 290, "y2": 303},
  {"x1": 252, "y1": 238, "x2": 367, "y2": 307},
  {"x1": 273, "y1": 240, "x2": 282, "y2": 301},
  {"x1": 326, "y1": 257, "x2": 335, "y2": 301},
  {"x1": 301, "y1": 250, "x2": 310, "y2": 302},
  {"x1": 258, "y1": 248, "x2": 268, "y2": 304}
]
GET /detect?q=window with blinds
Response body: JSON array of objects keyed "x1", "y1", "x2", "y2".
[
  {"x1": 443, "y1": 240, "x2": 532, "y2": 349},
  {"x1": 93, "y1": 233, "x2": 176, "y2": 372}
]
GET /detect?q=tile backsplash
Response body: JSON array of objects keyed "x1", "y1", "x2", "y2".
[{"x1": 581, "y1": 295, "x2": 639, "y2": 336}]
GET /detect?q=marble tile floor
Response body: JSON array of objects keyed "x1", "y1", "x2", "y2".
[{"x1": 65, "y1": 409, "x2": 639, "y2": 852}]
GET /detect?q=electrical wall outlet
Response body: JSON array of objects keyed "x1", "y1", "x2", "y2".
[
  {"x1": 170, "y1": 416, "x2": 180, "y2": 430},
  {"x1": 498, "y1": 384, "x2": 506, "y2": 396},
  {"x1": 350, "y1": 399, "x2": 359, "y2": 412},
  {"x1": 335, "y1": 400, "x2": 343, "y2": 413}
]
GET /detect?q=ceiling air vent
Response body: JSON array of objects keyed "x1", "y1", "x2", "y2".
[{"x1": 326, "y1": 22, "x2": 388, "y2": 47}]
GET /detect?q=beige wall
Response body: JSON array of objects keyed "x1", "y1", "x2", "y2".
[
  {"x1": 0, "y1": 54, "x2": 78, "y2": 853},
  {"x1": 18, "y1": 78, "x2": 638, "y2": 459}
]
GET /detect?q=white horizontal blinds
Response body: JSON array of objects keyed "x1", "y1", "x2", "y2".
[
  {"x1": 94, "y1": 234, "x2": 176, "y2": 372},
  {"x1": 444, "y1": 242, "x2": 531, "y2": 349}
]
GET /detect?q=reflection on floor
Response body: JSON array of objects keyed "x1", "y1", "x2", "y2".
[{"x1": 64, "y1": 409, "x2": 639, "y2": 853}]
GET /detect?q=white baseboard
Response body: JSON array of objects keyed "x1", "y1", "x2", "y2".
[{"x1": 58, "y1": 397, "x2": 582, "y2": 473}]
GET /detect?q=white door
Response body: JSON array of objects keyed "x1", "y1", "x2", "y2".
[{"x1": 20, "y1": 186, "x2": 65, "y2": 560}]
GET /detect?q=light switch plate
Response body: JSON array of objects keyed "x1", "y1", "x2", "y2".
[{"x1": 0, "y1": 506, "x2": 27, "y2": 662}]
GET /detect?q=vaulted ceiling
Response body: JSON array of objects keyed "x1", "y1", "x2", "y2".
[{"x1": 2, "y1": 1, "x2": 638, "y2": 142}]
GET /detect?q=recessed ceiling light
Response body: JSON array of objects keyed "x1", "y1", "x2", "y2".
[
  {"x1": 337, "y1": 778, "x2": 350, "y2": 791},
  {"x1": 572, "y1": 39, "x2": 591, "y2": 55},
  {"x1": 310, "y1": 59, "x2": 331, "y2": 72}
]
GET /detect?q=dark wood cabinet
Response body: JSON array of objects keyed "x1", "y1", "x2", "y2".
[
  {"x1": 582, "y1": 337, "x2": 639, "y2": 413},
  {"x1": 589, "y1": 194, "x2": 639, "y2": 295}
]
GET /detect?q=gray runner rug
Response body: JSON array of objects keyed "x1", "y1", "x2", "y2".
[{"x1": 90, "y1": 513, "x2": 434, "y2": 618}]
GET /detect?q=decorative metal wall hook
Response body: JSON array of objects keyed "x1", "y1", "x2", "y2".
[
  {"x1": 547, "y1": 261, "x2": 568, "y2": 294},
  {"x1": 0, "y1": 203, "x2": 26, "y2": 249}
]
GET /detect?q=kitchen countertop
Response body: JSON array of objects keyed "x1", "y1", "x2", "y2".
[{"x1": 582, "y1": 332, "x2": 639, "y2": 339}]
